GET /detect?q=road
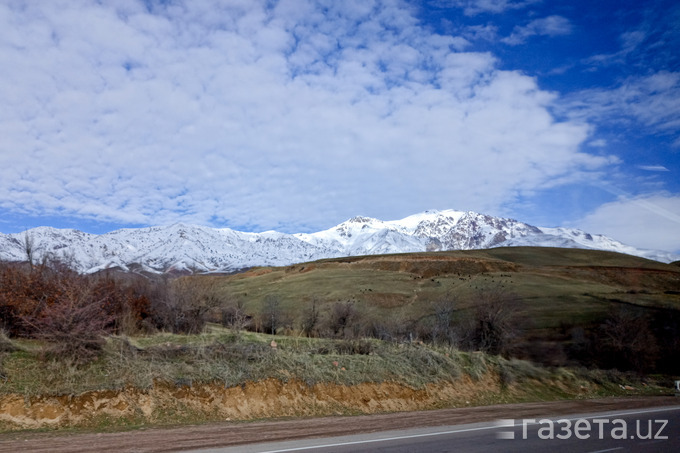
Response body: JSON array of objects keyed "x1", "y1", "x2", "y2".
[
  {"x1": 189, "y1": 405, "x2": 680, "y2": 453},
  {"x1": 0, "y1": 396, "x2": 677, "y2": 452}
]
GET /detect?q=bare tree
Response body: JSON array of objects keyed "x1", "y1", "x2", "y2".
[
  {"x1": 260, "y1": 294, "x2": 282, "y2": 335},
  {"x1": 468, "y1": 284, "x2": 521, "y2": 356},
  {"x1": 600, "y1": 307, "x2": 658, "y2": 372},
  {"x1": 430, "y1": 291, "x2": 458, "y2": 345},
  {"x1": 325, "y1": 300, "x2": 357, "y2": 338},
  {"x1": 23, "y1": 232, "x2": 35, "y2": 269},
  {"x1": 300, "y1": 297, "x2": 321, "y2": 337},
  {"x1": 17, "y1": 269, "x2": 113, "y2": 363},
  {"x1": 365, "y1": 310, "x2": 416, "y2": 343},
  {"x1": 151, "y1": 276, "x2": 223, "y2": 334},
  {"x1": 221, "y1": 297, "x2": 250, "y2": 334}
]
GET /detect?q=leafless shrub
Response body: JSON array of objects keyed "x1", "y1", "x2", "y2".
[
  {"x1": 322, "y1": 300, "x2": 358, "y2": 339},
  {"x1": 149, "y1": 276, "x2": 223, "y2": 334},
  {"x1": 429, "y1": 291, "x2": 459, "y2": 345},
  {"x1": 299, "y1": 297, "x2": 321, "y2": 337},
  {"x1": 259, "y1": 294, "x2": 283, "y2": 335},
  {"x1": 23, "y1": 232, "x2": 35, "y2": 269},
  {"x1": 363, "y1": 311, "x2": 417, "y2": 343},
  {"x1": 598, "y1": 307, "x2": 658, "y2": 372},
  {"x1": 462, "y1": 284, "x2": 521, "y2": 356},
  {"x1": 21, "y1": 277, "x2": 114, "y2": 364},
  {"x1": 0, "y1": 259, "x2": 152, "y2": 339},
  {"x1": 221, "y1": 297, "x2": 250, "y2": 335},
  {"x1": 332, "y1": 339, "x2": 374, "y2": 355}
]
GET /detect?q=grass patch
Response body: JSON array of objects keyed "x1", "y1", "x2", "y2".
[{"x1": 0, "y1": 332, "x2": 464, "y2": 396}]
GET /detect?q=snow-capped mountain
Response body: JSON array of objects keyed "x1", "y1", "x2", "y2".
[{"x1": 0, "y1": 210, "x2": 677, "y2": 274}]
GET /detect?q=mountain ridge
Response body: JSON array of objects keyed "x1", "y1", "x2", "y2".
[{"x1": 1, "y1": 209, "x2": 677, "y2": 273}]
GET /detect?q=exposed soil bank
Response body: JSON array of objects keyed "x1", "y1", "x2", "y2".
[
  {"x1": 0, "y1": 374, "x2": 509, "y2": 430},
  {"x1": 0, "y1": 370, "x2": 610, "y2": 430}
]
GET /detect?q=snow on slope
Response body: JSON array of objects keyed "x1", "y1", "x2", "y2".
[{"x1": 0, "y1": 210, "x2": 677, "y2": 274}]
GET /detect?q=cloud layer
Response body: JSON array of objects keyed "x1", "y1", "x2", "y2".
[
  {"x1": 0, "y1": 0, "x2": 606, "y2": 232},
  {"x1": 432, "y1": 0, "x2": 539, "y2": 16},
  {"x1": 575, "y1": 194, "x2": 680, "y2": 253},
  {"x1": 561, "y1": 71, "x2": 680, "y2": 135}
]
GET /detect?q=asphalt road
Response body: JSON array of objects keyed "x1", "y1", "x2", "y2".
[{"x1": 188, "y1": 405, "x2": 680, "y2": 453}]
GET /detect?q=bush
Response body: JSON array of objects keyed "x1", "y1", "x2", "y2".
[
  {"x1": 597, "y1": 307, "x2": 659, "y2": 373},
  {"x1": 299, "y1": 298, "x2": 321, "y2": 337},
  {"x1": 220, "y1": 299, "x2": 251, "y2": 334},
  {"x1": 89, "y1": 276, "x2": 151, "y2": 335},
  {"x1": 429, "y1": 292, "x2": 459, "y2": 345},
  {"x1": 464, "y1": 284, "x2": 521, "y2": 356},
  {"x1": 20, "y1": 274, "x2": 113, "y2": 364},
  {"x1": 148, "y1": 276, "x2": 223, "y2": 334},
  {"x1": 333, "y1": 339, "x2": 375, "y2": 355},
  {"x1": 259, "y1": 294, "x2": 283, "y2": 335},
  {"x1": 322, "y1": 300, "x2": 358, "y2": 339},
  {"x1": 0, "y1": 260, "x2": 157, "y2": 363}
]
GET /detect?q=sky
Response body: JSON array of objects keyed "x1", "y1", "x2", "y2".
[{"x1": 0, "y1": 0, "x2": 679, "y2": 253}]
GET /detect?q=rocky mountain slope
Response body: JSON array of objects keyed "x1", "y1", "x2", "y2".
[{"x1": 0, "y1": 210, "x2": 676, "y2": 273}]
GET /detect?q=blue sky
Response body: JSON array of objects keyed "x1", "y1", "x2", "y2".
[{"x1": 0, "y1": 0, "x2": 678, "y2": 253}]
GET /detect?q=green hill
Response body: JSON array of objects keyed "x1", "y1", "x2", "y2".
[
  {"x1": 211, "y1": 247, "x2": 680, "y2": 372},
  {"x1": 220, "y1": 247, "x2": 679, "y2": 321}
]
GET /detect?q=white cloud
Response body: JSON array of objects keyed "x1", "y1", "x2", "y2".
[
  {"x1": 502, "y1": 15, "x2": 572, "y2": 45},
  {"x1": 461, "y1": 24, "x2": 498, "y2": 42},
  {"x1": 0, "y1": 0, "x2": 605, "y2": 232},
  {"x1": 430, "y1": 0, "x2": 540, "y2": 16},
  {"x1": 575, "y1": 194, "x2": 680, "y2": 253},
  {"x1": 560, "y1": 71, "x2": 680, "y2": 135},
  {"x1": 638, "y1": 165, "x2": 670, "y2": 172},
  {"x1": 586, "y1": 30, "x2": 646, "y2": 66},
  {"x1": 588, "y1": 139, "x2": 608, "y2": 148}
]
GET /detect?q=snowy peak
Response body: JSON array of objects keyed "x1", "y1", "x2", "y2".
[
  {"x1": 1, "y1": 210, "x2": 677, "y2": 274},
  {"x1": 333, "y1": 216, "x2": 386, "y2": 238},
  {"x1": 390, "y1": 210, "x2": 464, "y2": 235}
]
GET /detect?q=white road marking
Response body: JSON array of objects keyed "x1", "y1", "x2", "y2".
[{"x1": 255, "y1": 424, "x2": 502, "y2": 452}]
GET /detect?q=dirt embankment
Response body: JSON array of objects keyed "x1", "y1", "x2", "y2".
[{"x1": 0, "y1": 374, "x2": 511, "y2": 430}]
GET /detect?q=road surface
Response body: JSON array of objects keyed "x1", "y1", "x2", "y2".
[{"x1": 191, "y1": 405, "x2": 680, "y2": 452}]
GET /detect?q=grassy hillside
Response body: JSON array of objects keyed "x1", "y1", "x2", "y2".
[
  {"x1": 218, "y1": 247, "x2": 680, "y2": 324},
  {"x1": 210, "y1": 247, "x2": 680, "y2": 371}
]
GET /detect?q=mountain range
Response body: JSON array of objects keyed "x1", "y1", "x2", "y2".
[{"x1": 0, "y1": 210, "x2": 677, "y2": 274}]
